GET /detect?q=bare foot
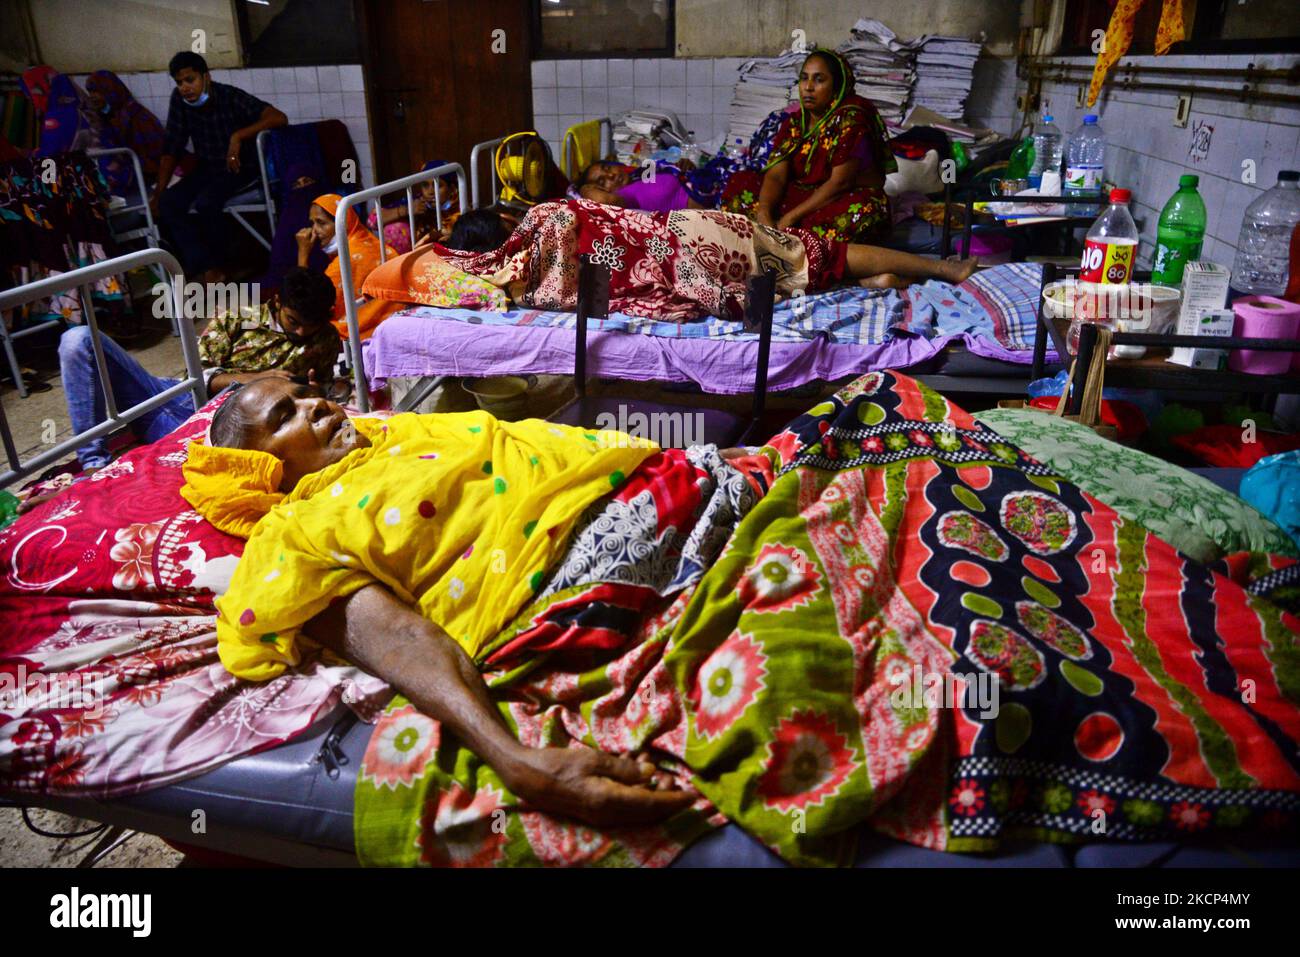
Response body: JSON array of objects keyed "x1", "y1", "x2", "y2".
[
  {"x1": 942, "y1": 258, "x2": 979, "y2": 284},
  {"x1": 858, "y1": 273, "x2": 912, "y2": 290}
]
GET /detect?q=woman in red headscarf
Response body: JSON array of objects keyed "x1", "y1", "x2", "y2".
[{"x1": 721, "y1": 48, "x2": 896, "y2": 244}]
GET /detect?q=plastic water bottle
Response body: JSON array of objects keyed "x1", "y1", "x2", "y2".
[
  {"x1": 1028, "y1": 115, "x2": 1063, "y2": 189},
  {"x1": 1151, "y1": 174, "x2": 1207, "y2": 288},
  {"x1": 1231, "y1": 170, "x2": 1300, "y2": 296},
  {"x1": 1064, "y1": 114, "x2": 1104, "y2": 216},
  {"x1": 1080, "y1": 188, "x2": 1139, "y2": 285}
]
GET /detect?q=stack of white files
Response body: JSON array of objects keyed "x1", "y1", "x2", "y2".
[
  {"x1": 837, "y1": 18, "x2": 916, "y2": 127},
  {"x1": 909, "y1": 35, "x2": 982, "y2": 121}
]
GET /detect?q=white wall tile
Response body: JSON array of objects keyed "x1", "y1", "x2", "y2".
[
  {"x1": 1220, "y1": 180, "x2": 1261, "y2": 243},
  {"x1": 556, "y1": 87, "x2": 582, "y2": 114},
  {"x1": 556, "y1": 59, "x2": 582, "y2": 87},
  {"x1": 660, "y1": 58, "x2": 686, "y2": 87},
  {"x1": 345, "y1": 117, "x2": 369, "y2": 147},
  {"x1": 1261, "y1": 122, "x2": 1300, "y2": 186},
  {"x1": 608, "y1": 86, "x2": 635, "y2": 115},
  {"x1": 342, "y1": 91, "x2": 367, "y2": 117},
  {"x1": 712, "y1": 58, "x2": 744, "y2": 86},
  {"x1": 633, "y1": 59, "x2": 660, "y2": 87},
  {"x1": 319, "y1": 91, "x2": 344, "y2": 119},
  {"x1": 685, "y1": 59, "x2": 712, "y2": 89},
  {"x1": 340, "y1": 64, "x2": 365, "y2": 92},
  {"x1": 531, "y1": 60, "x2": 556, "y2": 88},
  {"x1": 535, "y1": 116, "x2": 560, "y2": 142},
  {"x1": 294, "y1": 66, "x2": 319, "y2": 94},
  {"x1": 608, "y1": 59, "x2": 634, "y2": 86},
  {"x1": 149, "y1": 72, "x2": 174, "y2": 96},
  {"x1": 581, "y1": 59, "x2": 607, "y2": 88},
  {"x1": 712, "y1": 85, "x2": 733, "y2": 114},
  {"x1": 533, "y1": 88, "x2": 558, "y2": 116},
  {"x1": 249, "y1": 68, "x2": 274, "y2": 95},
  {"x1": 299, "y1": 92, "x2": 324, "y2": 120},
  {"x1": 316, "y1": 66, "x2": 341, "y2": 93},
  {"x1": 583, "y1": 88, "x2": 608, "y2": 117},
  {"x1": 277, "y1": 92, "x2": 300, "y2": 118},
  {"x1": 1197, "y1": 172, "x2": 1230, "y2": 239},
  {"x1": 272, "y1": 67, "x2": 296, "y2": 93},
  {"x1": 658, "y1": 87, "x2": 687, "y2": 115},
  {"x1": 685, "y1": 85, "x2": 712, "y2": 115}
]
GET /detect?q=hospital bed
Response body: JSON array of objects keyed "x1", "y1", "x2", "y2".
[{"x1": 3, "y1": 253, "x2": 1295, "y2": 871}]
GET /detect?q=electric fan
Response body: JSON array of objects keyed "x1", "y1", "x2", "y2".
[{"x1": 494, "y1": 132, "x2": 552, "y2": 207}]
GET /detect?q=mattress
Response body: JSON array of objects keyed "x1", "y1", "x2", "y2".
[
  {"x1": 362, "y1": 263, "x2": 1052, "y2": 394},
  {"x1": 25, "y1": 707, "x2": 1298, "y2": 868}
]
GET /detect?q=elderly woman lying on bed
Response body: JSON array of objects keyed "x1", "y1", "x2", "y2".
[
  {"x1": 377, "y1": 198, "x2": 975, "y2": 323},
  {"x1": 183, "y1": 377, "x2": 708, "y2": 827},
  {"x1": 183, "y1": 373, "x2": 1300, "y2": 865}
]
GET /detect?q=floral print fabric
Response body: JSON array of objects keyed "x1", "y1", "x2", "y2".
[
  {"x1": 978, "y1": 408, "x2": 1296, "y2": 563},
  {"x1": 356, "y1": 371, "x2": 1300, "y2": 867},
  {"x1": 431, "y1": 198, "x2": 847, "y2": 323}
]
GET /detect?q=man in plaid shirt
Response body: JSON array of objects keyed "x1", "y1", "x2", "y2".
[{"x1": 152, "y1": 51, "x2": 287, "y2": 282}]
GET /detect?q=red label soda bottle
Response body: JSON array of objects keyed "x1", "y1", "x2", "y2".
[{"x1": 1080, "y1": 188, "x2": 1139, "y2": 284}]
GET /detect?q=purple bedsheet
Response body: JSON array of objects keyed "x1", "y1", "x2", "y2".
[{"x1": 363, "y1": 315, "x2": 1038, "y2": 395}]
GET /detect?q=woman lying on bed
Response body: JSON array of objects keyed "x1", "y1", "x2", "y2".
[
  {"x1": 183, "y1": 376, "x2": 708, "y2": 827},
  {"x1": 392, "y1": 198, "x2": 976, "y2": 324}
]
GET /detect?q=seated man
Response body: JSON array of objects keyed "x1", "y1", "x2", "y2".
[
  {"x1": 152, "y1": 51, "x2": 287, "y2": 282},
  {"x1": 55, "y1": 267, "x2": 341, "y2": 478},
  {"x1": 184, "y1": 377, "x2": 709, "y2": 826}
]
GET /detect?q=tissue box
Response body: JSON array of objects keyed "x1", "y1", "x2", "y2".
[{"x1": 1169, "y1": 262, "x2": 1231, "y2": 367}]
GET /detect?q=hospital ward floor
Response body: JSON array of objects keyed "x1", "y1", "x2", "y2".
[{"x1": 0, "y1": 806, "x2": 184, "y2": 867}]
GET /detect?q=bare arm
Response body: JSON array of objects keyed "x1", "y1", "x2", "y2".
[
  {"x1": 755, "y1": 159, "x2": 790, "y2": 227},
  {"x1": 578, "y1": 184, "x2": 631, "y2": 207},
  {"x1": 777, "y1": 158, "x2": 858, "y2": 229},
  {"x1": 305, "y1": 584, "x2": 693, "y2": 826}
]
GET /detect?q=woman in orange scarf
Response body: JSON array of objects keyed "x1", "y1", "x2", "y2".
[{"x1": 297, "y1": 192, "x2": 400, "y2": 341}]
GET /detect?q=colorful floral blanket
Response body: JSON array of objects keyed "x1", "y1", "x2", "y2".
[{"x1": 356, "y1": 371, "x2": 1300, "y2": 867}]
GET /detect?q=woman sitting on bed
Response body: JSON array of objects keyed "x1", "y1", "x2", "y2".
[
  {"x1": 412, "y1": 198, "x2": 973, "y2": 325},
  {"x1": 720, "y1": 49, "x2": 894, "y2": 244},
  {"x1": 297, "y1": 193, "x2": 401, "y2": 341},
  {"x1": 183, "y1": 377, "x2": 700, "y2": 827}
]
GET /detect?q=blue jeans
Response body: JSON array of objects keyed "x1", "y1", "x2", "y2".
[{"x1": 59, "y1": 326, "x2": 196, "y2": 469}]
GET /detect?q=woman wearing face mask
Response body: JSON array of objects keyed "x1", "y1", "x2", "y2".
[
  {"x1": 721, "y1": 49, "x2": 895, "y2": 244},
  {"x1": 298, "y1": 192, "x2": 400, "y2": 341}
]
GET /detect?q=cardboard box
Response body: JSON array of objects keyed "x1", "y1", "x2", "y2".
[
  {"x1": 1177, "y1": 308, "x2": 1235, "y2": 370},
  {"x1": 1169, "y1": 262, "x2": 1231, "y2": 367}
]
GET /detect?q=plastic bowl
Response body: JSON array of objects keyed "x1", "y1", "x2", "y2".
[{"x1": 461, "y1": 374, "x2": 538, "y2": 419}]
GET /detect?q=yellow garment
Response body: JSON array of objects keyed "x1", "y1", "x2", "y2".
[
  {"x1": 1087, "y1": 0, "x2": 1186, "y2": 107},
  {"x1": 181, "y1": 441, "x2": 286, "y2": 539},
  {"x1": 563, "y1": 119, "x2": 604, "y2": 180},
  {"x1": 211, "y1": 412, "x2": 656, "y2": 681}
]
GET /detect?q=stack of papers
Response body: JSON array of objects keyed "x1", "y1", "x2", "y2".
[
  {"x1": 722, "y1": 49, "x2": 804, "y2": 154},
  {"x1": 909, "y1": 35, "x2": 982, "y2": 122},
  {"x1": 837, "y1": 18, "x2": 916, "y2": 127},
  {"x1": 611, "y1": 109, "x2": 688, "y2": 163},
  {"x1": 718, "y1": 20, "x2": 992, "y2": 155}
]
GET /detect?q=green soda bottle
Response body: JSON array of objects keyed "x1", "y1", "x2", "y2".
[{"x1": 1151, "y1": 174, "x2": 1207, "y2": 287}]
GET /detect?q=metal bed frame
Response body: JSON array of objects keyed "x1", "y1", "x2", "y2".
[
  {"x1": 469, "y1": 118, "x2": 613, "y2": 210},
  {"x1": 222, "y1": 128, "x2": 277, "y2": 249},
  {"x1": 333, "y1": 162, "x2": 469, "y2": 412},
  {"x1": 0, "y1": 248, "x2": 204, "y2": 489}
]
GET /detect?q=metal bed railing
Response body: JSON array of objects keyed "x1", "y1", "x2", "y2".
[
  {"x1": 224, "y1": 128, "x2": 277, "y2": 249},
  {"x1": 470, "y1": 135, "x2": 508, "y2": 210},
  {"x1": 0, "y1": 248, "x2": 204, "y2": 489},
  {"x1": 561, "y1": 116, "x2": 612, "y2": 182},
  {"x1": 334, "y1": 162, "x2": 469, "y2": 412}
]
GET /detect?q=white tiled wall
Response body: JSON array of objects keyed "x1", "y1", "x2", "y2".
[
  {"x1": 1003, "y1": 53, "x2": 1300, "y2": 272},
  {"x1": 966, "y1": 56, "x2": 1019, "y2": 138},
  {"x1": 72, "y1": 65, "x2": 376, "y2": 188},
  {"x1": 531, "y1": 56, "x2": 747, "y2": 160}
]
